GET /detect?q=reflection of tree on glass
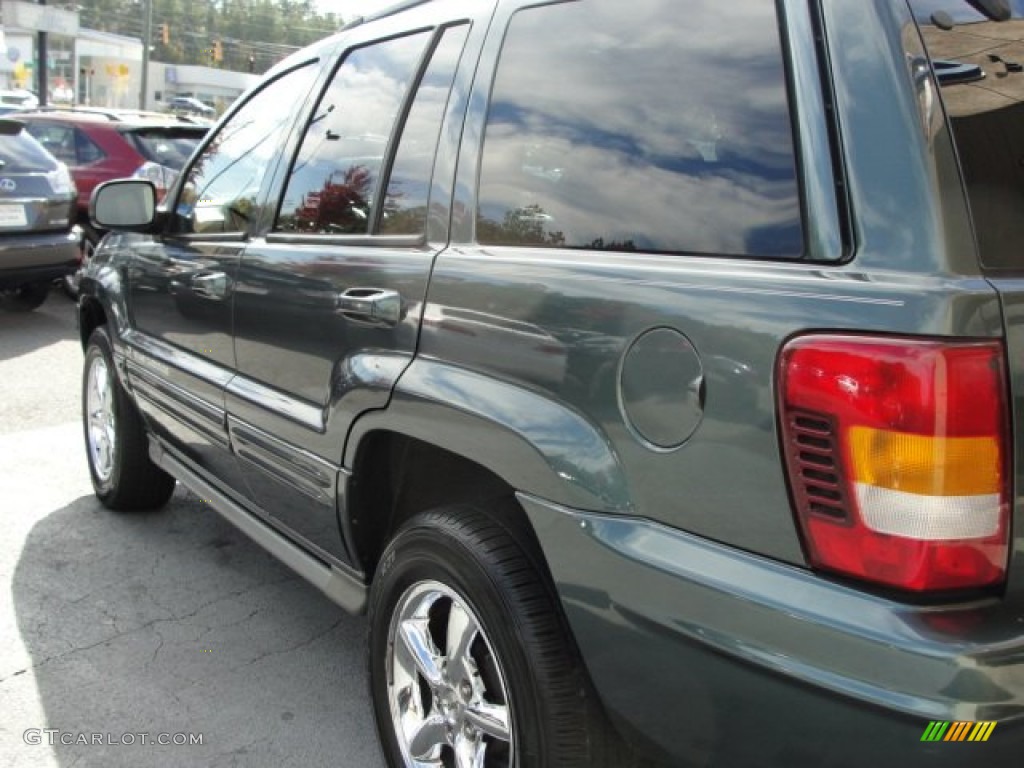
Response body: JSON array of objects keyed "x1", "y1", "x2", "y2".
[
  {"x1": 176, "y1": 132, "x2": 223, "y2": 220},
  {"x1": 273, "y1": 32, "x2": 433, "y2": 237},
  {"x1": 476, "y1": 0, "x2": 803, "y2": 258},
  {"x1": 477, "y1": 204, "x2": 566, "y2": 246},
  {"x1": 288, "y1": 164, "x2": 375, "y2": 234}
]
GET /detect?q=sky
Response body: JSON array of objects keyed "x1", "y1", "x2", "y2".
[{"x1": 315, "y1": 1, "x2": 400, "y2": 19}]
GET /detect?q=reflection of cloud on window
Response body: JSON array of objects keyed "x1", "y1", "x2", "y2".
[
  {"x1": 379, "y1": 25, "x2": 470, "y2": 236},
  {"x1": 477, "y1": 0, "x2": 803, "y2": 258},
  {"x1": 330, "y1": 68, "x2": 414, "y2": 135},
  {"x1": 275, "y1": 31, "x2": 431, "y2": 236},
  {"x1": 177, "y1": 63, "x2": 317, "y2": 234},
  {"x1": 193, "y1": 122, "x2": 283, "y2": 203},
  {"x1": 495, "y1": 2, "x2": 796, "y2": 164}
]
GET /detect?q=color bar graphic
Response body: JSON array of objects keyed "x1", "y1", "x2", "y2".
[
  {"x1": 920, "y1": 721, "x2": 996, "y2": 742},
  {"x1": 921, "y1": 721, "x2": 949, "y2": 742}
]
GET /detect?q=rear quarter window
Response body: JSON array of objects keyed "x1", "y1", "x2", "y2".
[
  {"x1": 476, "y1": 0, "x2": 804, "y2": 258},
  {"x1": 126, "y1": 129, "x2": 205, "y2": 169},
  {"x1": 912, "y1": 1, "x2": 1024, "y2": 270}
]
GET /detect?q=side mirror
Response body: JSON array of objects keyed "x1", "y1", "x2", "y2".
[{"x1": 90, "y1": 179, "x2": 157, "y2": 232}]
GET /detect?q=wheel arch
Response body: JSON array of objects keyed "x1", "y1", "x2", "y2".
[
  {"x1": 346, "y1": 431, "x2": 520, "y2": 579},
  {"x1": 77, "y1": 249, "x2": 130, "y2": 352},
  {"x1": 342, "y1": 357, "x2": 633, "y2": 579},
  {"x1": 78, "y1": 295, "x2": 107, "y2": 349},
  {"x1": 78, "y1": 267, "x2": 132, "y2": 394}
]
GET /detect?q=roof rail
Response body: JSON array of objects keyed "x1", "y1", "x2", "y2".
[
  {"x1": 340, "y1": 0, "x2": 433, "y2": 31},
  {"x1": 16, "y1": 106, "x2": 124, "y2": 121},
  {"x1": 17, "y1": 106, "x2": 203, "y2": 124}
]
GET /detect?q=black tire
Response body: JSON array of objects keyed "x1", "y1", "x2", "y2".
[
  {"x1": 1, "y1": 283, "x2": 49, "y2": 312},
  {"x1": 368, "y1": 504, "x2": 627, "y2": 768},
  {"x1": 82, "y1": 326, "x2": 175, "y2": 510}
]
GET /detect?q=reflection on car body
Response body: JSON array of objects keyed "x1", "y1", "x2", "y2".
[{"x1": 76, "y1": 2, "x2": 1024, "y2": 766}]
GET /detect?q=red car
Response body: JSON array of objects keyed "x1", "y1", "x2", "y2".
[{"x1": 17, "y1": 109, "x2": 208, "y2": 295}]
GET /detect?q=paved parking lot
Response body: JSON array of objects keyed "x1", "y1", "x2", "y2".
[{"x1": 0, "y1": 292, "x2": 386, "y2": 768}]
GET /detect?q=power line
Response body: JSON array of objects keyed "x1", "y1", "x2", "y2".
[{"x1": 74, "y1": 0, "x2": 338, "y2": 69}]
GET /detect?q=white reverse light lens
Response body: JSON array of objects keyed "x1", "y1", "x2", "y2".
[{"x1": 46, "y1": 163, "x2": 75, "y2": 196}]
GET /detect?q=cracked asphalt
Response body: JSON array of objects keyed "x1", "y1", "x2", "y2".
[{"x1": 0, "y1": 292, "x2": 386, "y2": 768}]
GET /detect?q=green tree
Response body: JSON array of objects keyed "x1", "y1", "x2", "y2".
[{"x1": 78, "y1": 0, "x2": 340, "y2": 73}]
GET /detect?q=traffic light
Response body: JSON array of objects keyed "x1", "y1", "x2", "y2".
[
  {"x1": 248, "y1": 55, "x2": 255, "y2": 73},
  {"x1": 160, "y1": 23, "x2": 169, "y2": 45}
]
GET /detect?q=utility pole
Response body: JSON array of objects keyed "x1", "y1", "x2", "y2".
[
  {"x1": 37, "y1": 0, "x2": 47, "y2": 106},
  {"x1": 140, "y1": 0, "x2": 154, "y2": 109}
]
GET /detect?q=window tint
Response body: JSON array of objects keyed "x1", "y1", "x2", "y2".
[
  {"x1": 477, "y1": 0, "x2": 803, "y2": 258},
  {"x1": 910, "y1": 0, "x2": 1024, "y2": 23},
  {"x1": 276, "y1": 32, "x2": 431, "y2": 235},
  {"x1": 912, "y1": 3, "x2": 1024, "y2": 269},
  {"x1": 380, "y1": 25, "x2": 469, "y2": 235},
  {"x1": 176, "y1": 64, "x2": 316, "y2": 235}
]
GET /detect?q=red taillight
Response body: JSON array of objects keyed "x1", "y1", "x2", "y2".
[{"x1": 778, "y1": 335, "x2": 1010, "y2": 592}]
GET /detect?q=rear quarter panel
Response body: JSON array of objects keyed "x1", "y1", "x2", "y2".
[{"x1": 415, "y1": 0, "x2": 1006, "y2": 566}]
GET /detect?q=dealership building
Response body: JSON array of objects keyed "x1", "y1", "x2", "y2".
[{"x1": 0, "y1": 0, "x2": 257, "y2": 113}]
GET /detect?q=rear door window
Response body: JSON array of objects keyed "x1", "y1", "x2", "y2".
[
  {"x1": 274, "y1": 31, "x2": 433, "y2": 235},
  {"x1": 912, "y1": 1, "x2": 1024, "y2": 269},
  {"x1": 476, "y1": 0, "x2": 804, "y2": 258}
]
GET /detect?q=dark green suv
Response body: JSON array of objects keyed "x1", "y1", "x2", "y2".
[{"x1": 78, "y1": 1, "x2": 1024, "y2": 765}]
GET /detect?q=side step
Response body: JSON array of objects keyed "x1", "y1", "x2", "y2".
[{"x1": 151, "y1": 440, "x2": 368, "y2": 615}]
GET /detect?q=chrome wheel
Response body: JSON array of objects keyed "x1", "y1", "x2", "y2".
[
  {"x1": 85, "y1": 354, "x2": 116, "y2": 484},
  {"x1": 387, "y1": 580, "x2": 514, "y2": 768}
]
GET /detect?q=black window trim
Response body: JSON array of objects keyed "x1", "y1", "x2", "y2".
[{"x1": 780, "y1": 0, "x2": 853, "y2": 264}]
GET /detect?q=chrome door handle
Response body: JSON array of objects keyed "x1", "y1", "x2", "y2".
[
  {"x1": 191, "y1": 271, "x2": 229, "y2": 300},
  {"x1": 337, "y1": 287, "x2": 403, "y2": 326}
]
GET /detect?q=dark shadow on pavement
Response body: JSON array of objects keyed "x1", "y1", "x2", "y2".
[{"x1": 10, "y1": 487, "x2": 386, "y2": 767}]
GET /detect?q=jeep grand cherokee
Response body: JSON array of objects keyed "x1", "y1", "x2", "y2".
[{"x1": 77, "y1": 1, "x2": 1024, "y2": 765}]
